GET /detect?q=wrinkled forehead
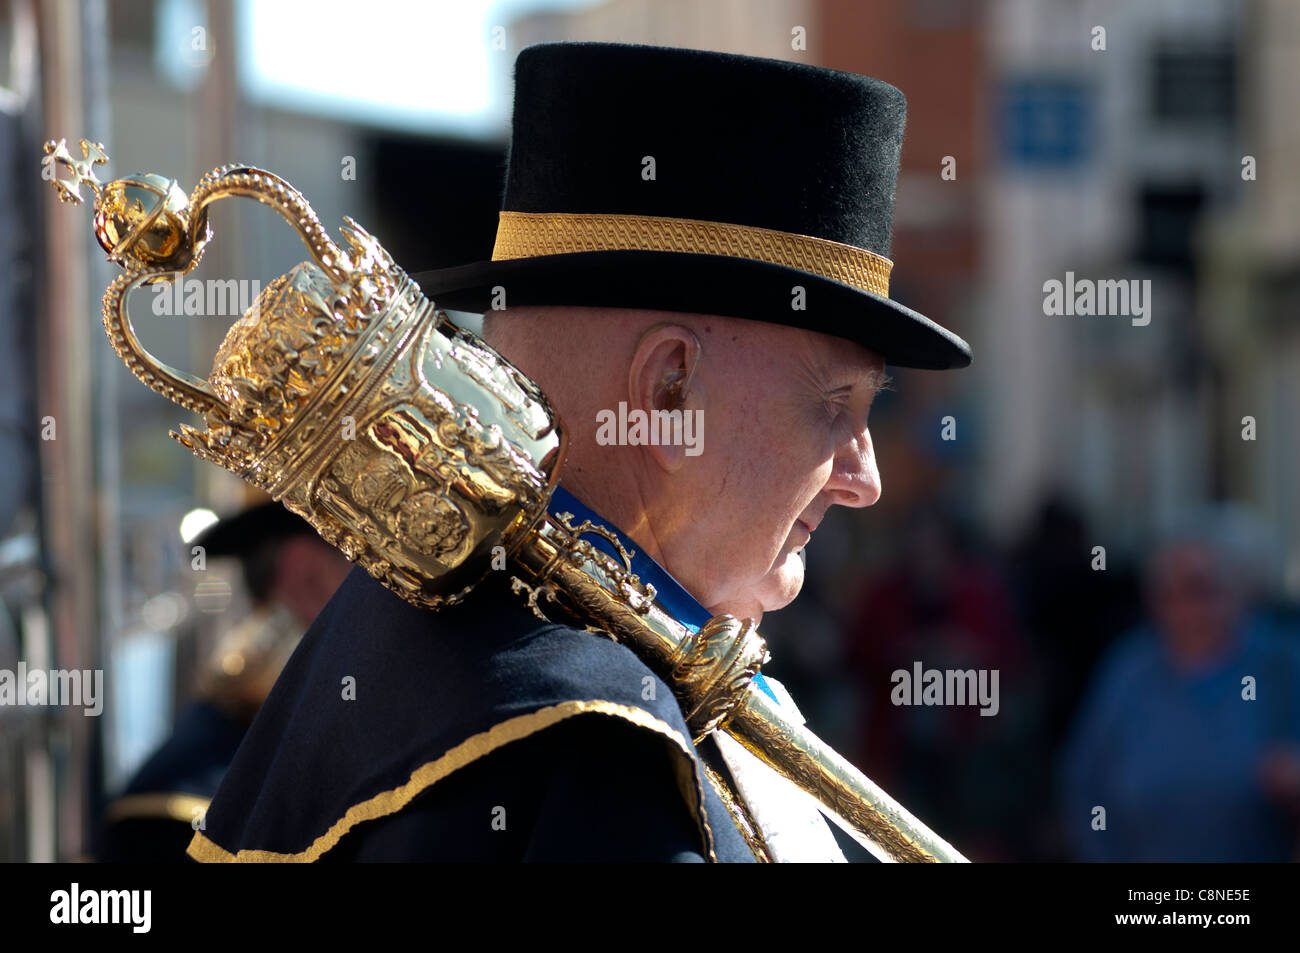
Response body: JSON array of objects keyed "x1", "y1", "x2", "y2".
[{"x1": 688, "y1": 311, "x2": 887, "y2": 385}]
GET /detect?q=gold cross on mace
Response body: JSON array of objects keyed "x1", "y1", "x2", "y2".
[{"x1": 44, "y1": 138, "x2": 109, "y2": 205}]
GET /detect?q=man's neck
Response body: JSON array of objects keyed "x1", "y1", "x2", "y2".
[{"x1": 560, "y1": 465, "x2": 668, "y2": 569}]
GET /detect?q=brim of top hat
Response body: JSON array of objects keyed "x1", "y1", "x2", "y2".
[
  {"x1": 410, "y1": 250, "x2": 972, "y2": 371},
  {"x1": 193, "y1": 501, "x2": 315, "y2": 557}
]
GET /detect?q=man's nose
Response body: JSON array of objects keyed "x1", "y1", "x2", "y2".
[{"x1": 826, "y1": 426, "x2": 881, "y2": 508}]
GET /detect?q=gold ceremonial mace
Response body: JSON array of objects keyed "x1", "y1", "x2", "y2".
[{"x1": 45, "y1": 138, "x2": 968, "y2": 863}]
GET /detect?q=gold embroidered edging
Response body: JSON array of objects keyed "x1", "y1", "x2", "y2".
[
  {"x1": 491, "y1": 210, "x2": 893, "y2": 298},
  {"x1": 700, "y1": 761, "x2": 771, "y2": 863},
  {"x1": 106, "y1": 792, "x2": 211, "y2": 825},
  {"x1": 186, "y1": 699, "x2": 717, "y2": 863}
]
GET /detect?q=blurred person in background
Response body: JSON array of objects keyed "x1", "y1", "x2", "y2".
[
  {"x1": 846, "y1": 504, "x2": 1038, "y2": 860},
  {"x1": 1058, "y1": 509, "x2": 1300, "y2": 862},
  {"x1": 95, "y1": 502, "x2": 351, "y2": 862},
  {"x1": 1009, "y1": 494, "x2": 1143, "y2": 755},
  {"x1": 1007, "y1": 494, "x2": 1144, "y2": 858}
]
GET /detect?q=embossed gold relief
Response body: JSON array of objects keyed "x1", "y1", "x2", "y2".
[
  {"x1": 45, "y1": 139, "x2": 564, "y2": 610},
  {"x1": 667, "y1": 614, "x2": 770, "y2": 744},
  {"x1": 46, "y1": 139, "x2": 967, "y2": 863}
]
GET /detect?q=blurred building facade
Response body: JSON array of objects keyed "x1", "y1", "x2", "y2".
[
  {"x1": 981, "y1": 0, "x2": 1248, "y2": 553},
  {"x1": 1203, "y1": 0, "x2": 1300, "y2": 595}
]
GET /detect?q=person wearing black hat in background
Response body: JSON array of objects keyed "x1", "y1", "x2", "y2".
[
  {"x1": 188, "y1": 42, "x2": 972, "y2": 863},
  {"x1": 95, "y1": 501, "x2": 350, "y2": 862}
]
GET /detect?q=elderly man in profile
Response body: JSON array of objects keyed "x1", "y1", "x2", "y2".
[
  {"x1": 485, "y1": 305, "x2": 890, "y2": 624},
  {"x1": 187, "y1": 41, "x2": 971, "y2": 864}
]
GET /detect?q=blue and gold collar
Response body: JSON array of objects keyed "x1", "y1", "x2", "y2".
[{"x1": 549, "y1": 485, "x2": 779, "y2": 703}]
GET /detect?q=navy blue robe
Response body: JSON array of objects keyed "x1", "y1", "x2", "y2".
[
  {"x1": 187, "y1": 565, "x2": 757, "y2": 862},
  {"x1": 97, "y1": 700, "x2": 247, "y2": 862}
]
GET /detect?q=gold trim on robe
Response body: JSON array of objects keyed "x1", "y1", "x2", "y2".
[
  {"x1": 106, "y1": 792, "x2": 211, "y2": 826},
  {"x1": 186, "y1": 699, "x2": 718, "y2": 863}
]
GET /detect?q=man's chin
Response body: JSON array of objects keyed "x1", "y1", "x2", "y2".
[
  {"x1": 749, "y1": 555, "x2": 807, "y2": 618},
  {"x1": 703, "y1": 554, "x2": 804, "y2": 624},
  {"x1": 768, "y1": 554, "x2": 806, "y2": 608}
]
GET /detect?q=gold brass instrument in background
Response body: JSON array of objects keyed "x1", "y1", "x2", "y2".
[{"x1": 44, "y1": 137, "x2": 968, "y2": 863}]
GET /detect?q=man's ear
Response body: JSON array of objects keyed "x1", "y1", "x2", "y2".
[{"x1": 628, "y1": 324, "x2": 702, "y2": 473}]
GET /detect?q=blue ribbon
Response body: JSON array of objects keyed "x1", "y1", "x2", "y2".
[{"x1": 548, "y1": 485, "x2": 778, "y2": 703}]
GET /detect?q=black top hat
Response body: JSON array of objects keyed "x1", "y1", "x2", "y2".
[
  {"x1": 413, "y1": 42, "x2": 972, "y2": 371},
  {"x1": 193, "y1": 501, "x2": 319, "y2": 603},
  {"x1": 192, "y1": 501, "x2": 316, "y2": 558}
]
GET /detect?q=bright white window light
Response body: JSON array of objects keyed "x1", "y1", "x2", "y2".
[
  {"x1": 179, "y1": 507, "x2": 220, "y2": 544},
  {"x1": 239, "y1": 0, "x2": 599, "y2": 134},
  {"x1": 243, "y1": 0, "x2": 498, "y2": 134}
]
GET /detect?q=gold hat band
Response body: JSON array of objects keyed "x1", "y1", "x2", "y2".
[{"x1": 491, "y1": 210, "x2": 893, "y2": 298}]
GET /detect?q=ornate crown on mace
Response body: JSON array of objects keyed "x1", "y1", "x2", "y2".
[{"x1": 44, "y1": 137, "x2": 566, "y2": 608}]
